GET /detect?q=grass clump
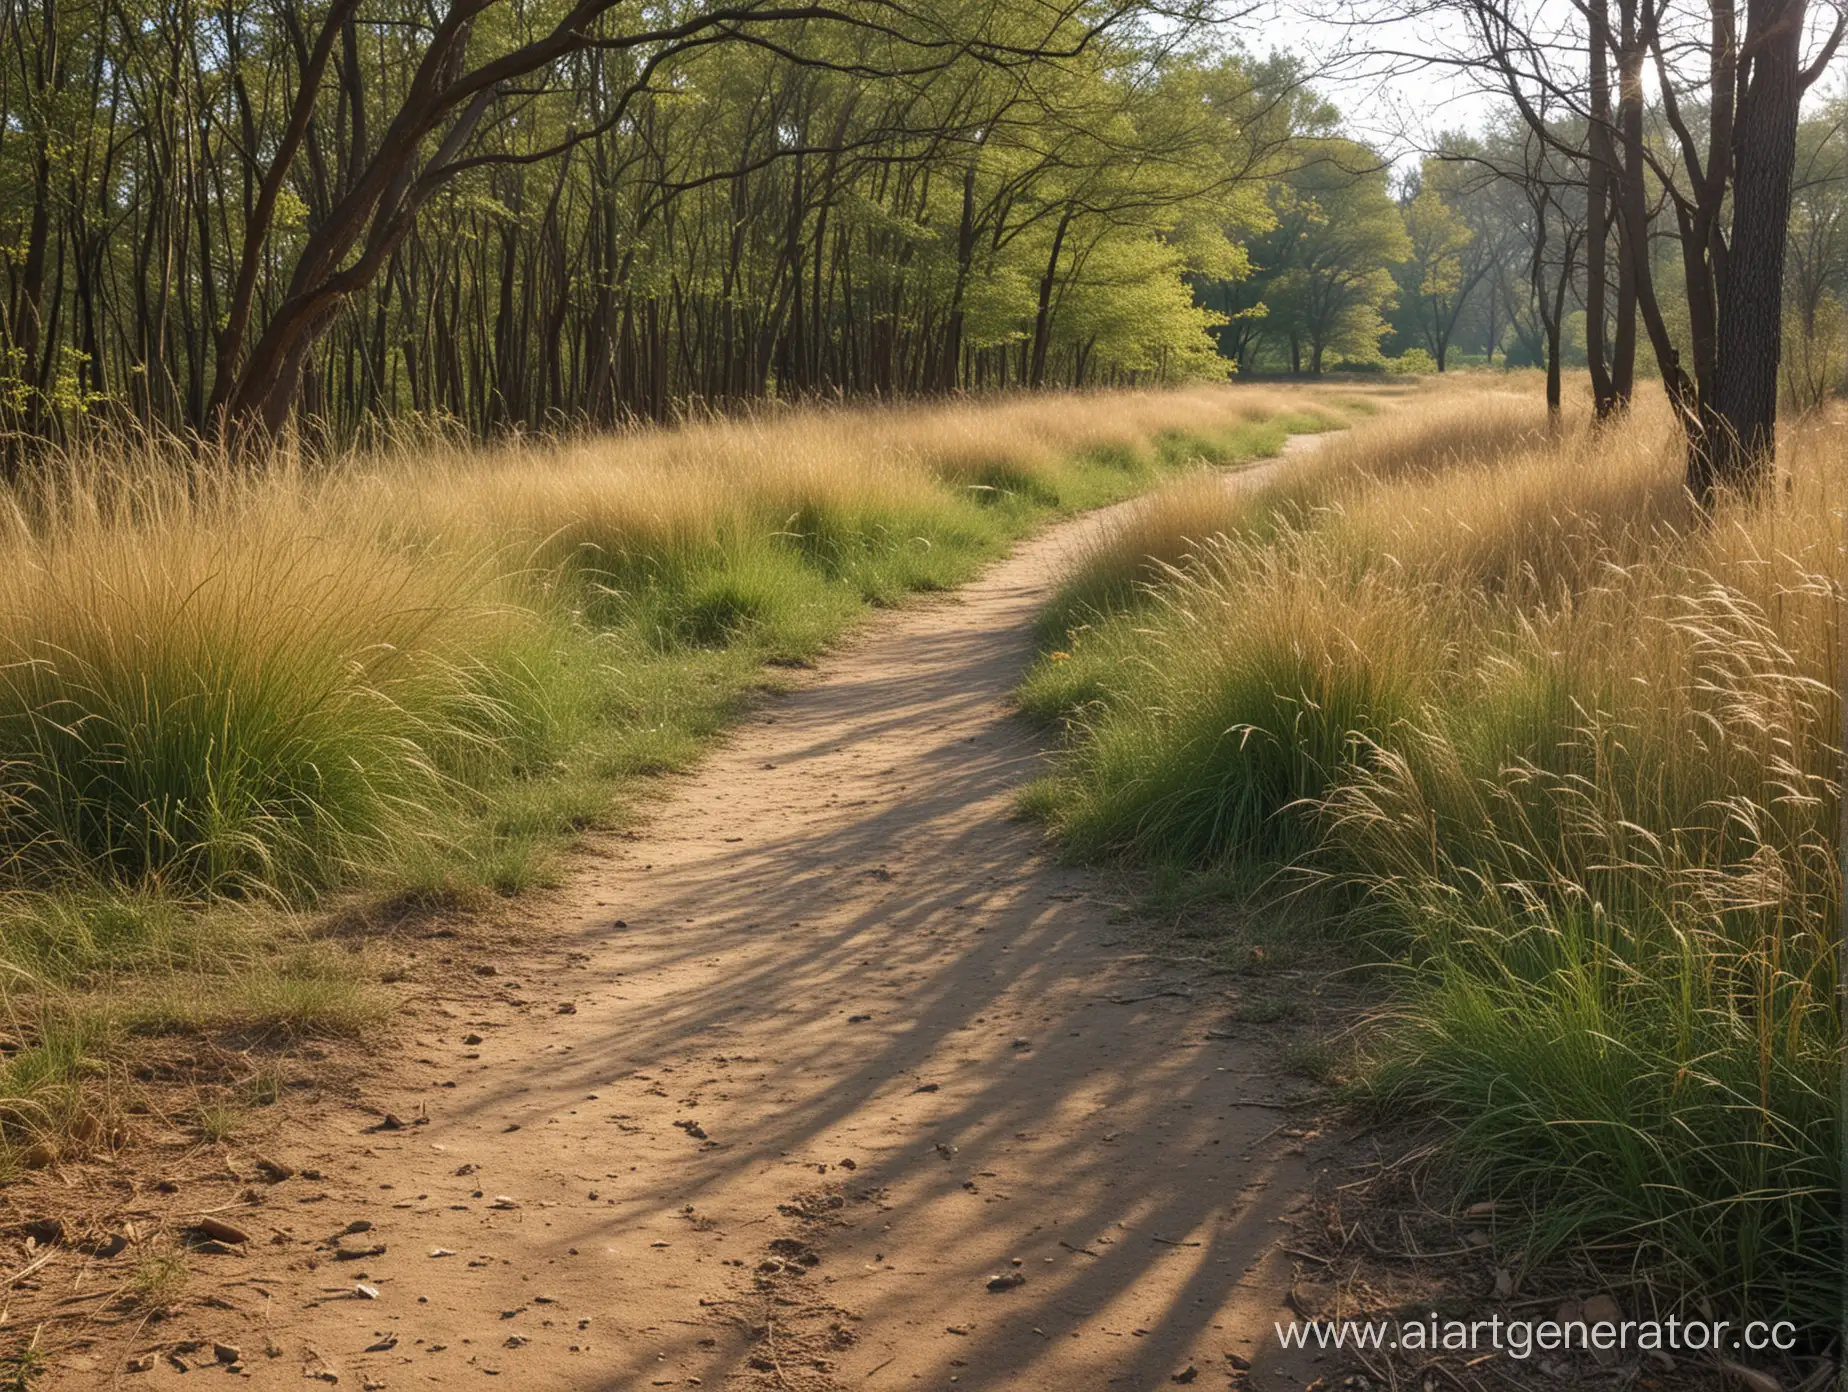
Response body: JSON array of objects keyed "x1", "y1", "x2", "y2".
[
  {"x1": 1025, "y1": 557, "x2": 1448, "y2": 862},
  {"x1": 130, "y1": 1249, "x2": 190, "y2": 1309},
  {"x1": 1019, "y1": 382, "x2": 1842, "y2": 1324}
]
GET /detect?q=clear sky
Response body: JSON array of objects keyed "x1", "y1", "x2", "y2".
[
  {"x1": 1231, "y1": 0, "x2": 1848, "y2": 172},
  {"x1": 1234, "y1": 1, "x2": 1509, "y2": 163}
]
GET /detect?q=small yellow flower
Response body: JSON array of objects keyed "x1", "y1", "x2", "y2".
[{"x1": 1049, "y1": 651, "x2": 1071, "y2": 662}]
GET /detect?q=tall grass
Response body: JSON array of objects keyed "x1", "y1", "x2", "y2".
[
  {"x1": 1020, "y1": 392, "x2": 1562, "y2": 858},
  {"x1": 0, "y1": 384, "x2": 1333, "y2": 1167},
  {"x1": 1021, "y1": 386, "x2": 1843, "y2": 1324}
]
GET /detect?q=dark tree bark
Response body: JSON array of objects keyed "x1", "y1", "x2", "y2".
[
  {"x1": 1027, "y1": 207, "x2": 1072, "y2": 388},
  {"x1": 1705, "y1": 0, "x2": 1809, "y2": 496},
  {"x1": 1584, "y1": 0, "x2": 1618, "y2": 419},
  {"x1": 1440, "y1": 0, "x2": 1844, "y2": 495}
]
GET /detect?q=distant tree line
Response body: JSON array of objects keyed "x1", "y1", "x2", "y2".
[
  {"x1": 1, "y1": 0, "x2": 1842, "y2": 486},
  {"x1": 1188, "y1": 0, "x2": 1847, "y2": 493},
  {"x1": 1194, "y1": 97, "x2": 1848, "y2": 425},
  {"x1": 0, "y1": 0, "x2": 1317, "y2": 453}
]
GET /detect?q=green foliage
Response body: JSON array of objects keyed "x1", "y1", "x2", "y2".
[
  {"x1": 1385, "y1": 347, "x2": 1439, "y2": 374},
  {"x1": 1385, "y1": 149, "x2": 1519, "y2": 369},
  {"x1": 0, "y1": 0, "x2": 1304, "y2": 444},
  {"x1": 1198, "y1": 137, "x2": 1410, "y2": 374}
]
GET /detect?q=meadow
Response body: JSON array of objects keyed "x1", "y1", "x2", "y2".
[
  {"x1": 1021, "y1": 381, "x2": 1843, "y2": 1326},
  {"x1": 0, "y1": 386, "x2": 1334, "y2": 1172}
]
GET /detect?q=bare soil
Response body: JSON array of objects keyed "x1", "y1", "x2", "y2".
[{"x1": 25, "y1": 445, "x2": 1346, "y2": 1391}]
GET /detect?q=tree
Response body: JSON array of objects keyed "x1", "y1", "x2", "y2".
[
  {"x1": 1378, "y1": 0, "x2": 1848, "y2": 495},
  {"x1": 1502, "y1": 124, "x2": 1588, "y2": 420},
  {"x1": 0, "y1": 0, "x2": 1322, "y2": 456},
  {"x1": 1245, "y1": 139, "x2": 1408, "y2": 373},
  {"x1": 1189, "y1": 65, "x2": 1339, "y2": 370},
  {"x1": 1781, "y1": 102, "x2": 1848, "y2": 409},
  {"x1": 1396, "y1": 159, "x2": 1505, "y2": 369},
  {"x1": 208, "y1": 0, "x2": 1147, "y2": 437}
]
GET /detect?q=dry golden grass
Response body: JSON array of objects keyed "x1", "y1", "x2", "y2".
[
  {"x1": 363, "y1": 384, "x2": 1329, "y2": 575},
  {"x1": 1045, "y1": 388, "x2": 1553, "y2": 622},
  {"x1": 0, "y1": 383, "x2": 1334, "y2": 882},
  {"x1": 1022, "y1": 379, "x2": 1842, "y2": 1322},
  {"x1": 0, "y1": 382, "x2": 1339, "y2": 1170}
]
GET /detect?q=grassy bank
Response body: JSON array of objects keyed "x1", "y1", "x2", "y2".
[
  {"x1": 1020, "y1": 383, "x2": 1842, "y2": 1326},
  {"x1": 0, "y1": 386, "x2": 1336, "y2": 1174}
]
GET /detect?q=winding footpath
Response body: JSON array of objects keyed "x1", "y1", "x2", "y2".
[{"x1": 99, "y1": 438, "x2": 1331, "y2": 1392}]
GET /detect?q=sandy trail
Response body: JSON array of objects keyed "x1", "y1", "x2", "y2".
[{"x1": 106, "y1": 442, "x2": 1328, "y2": 1391}]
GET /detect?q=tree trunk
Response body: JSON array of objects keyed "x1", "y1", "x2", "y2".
[
  {"x1": 1705, "y1": 0, "x2": 1806, "y2": 497},
  {"x1": 1611, "y1": 3, "x2": 1645, "y2": 407},
  {"x1": 1544, "y1": 239, "x2": 1574, "y2": 426},
  {"x1": 1585, "y1": 0, "x2": 1617, "y2": 418},
  {"x1": 940, "y1": 167, "x2": 976, "y2": 393},
  {"x1": 1027, "y1": 209, "x2": 1072, "y2": 389}
]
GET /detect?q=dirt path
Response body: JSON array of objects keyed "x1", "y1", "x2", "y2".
[{"x1": 91, "y1": 444, "x2": 1333, "y2": 1391}]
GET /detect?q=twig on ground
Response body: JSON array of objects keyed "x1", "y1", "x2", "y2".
[
  {"x1": 3, "y1": 1251, "x2": 55, "y2": 1289},
  {"x1": 1097, "y1": 986, "x2": 1194, "y2": 1004},
  {"x1": 1280, "y1": 1247, "x2": 1332, "y2": 1264}
]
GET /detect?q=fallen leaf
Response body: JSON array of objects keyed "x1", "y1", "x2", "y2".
[{"x1": 193, "y1": 1216, "x2": 250, "y2": 1245}]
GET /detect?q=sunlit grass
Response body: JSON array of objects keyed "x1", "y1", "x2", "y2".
[
  {"x1": 0, "y1": 383, "x2": 1336, "y2": 1167},
  {"x1": 1021, "y1": 383, "x2": 1842, "y2": 1324}
]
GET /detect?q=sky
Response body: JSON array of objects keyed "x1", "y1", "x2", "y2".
[
  {"x1": 1239, "y1": 1, "x2": 1510, "y2": 160},
  {"x1": 1234, "y1": 1, "x2": 1848, "y2": 171}
]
